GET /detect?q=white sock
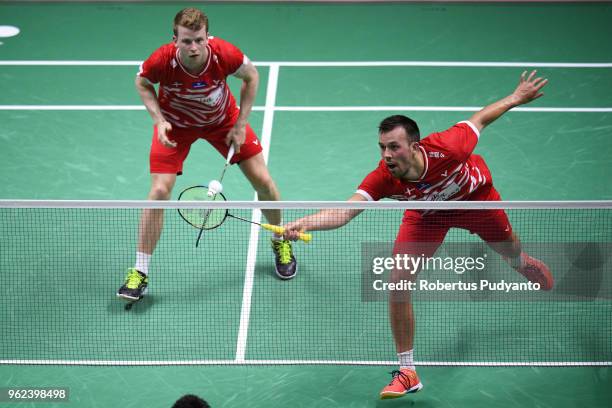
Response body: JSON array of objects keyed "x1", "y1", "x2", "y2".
[
  {"x1": 398, "y1": 350, "x2": 415, "y2": 370},
  {"x1": 135, "y1": 252, "x2": 151, "y2": 276},
  {"x1": 271, "y1": 222, "x2": 283, "y2": 240}
]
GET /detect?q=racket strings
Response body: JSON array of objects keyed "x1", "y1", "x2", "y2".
[{"x1": 177, "y1": 186, "x2": 228, "y2": 230}]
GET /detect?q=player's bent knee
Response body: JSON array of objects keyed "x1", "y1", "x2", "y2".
[
  {"x1": 253, "y1": 177, "x2": 278, "y2": 198},
  {"x1": 149, "y1": 184, "x2": 172, "y2": 200}
]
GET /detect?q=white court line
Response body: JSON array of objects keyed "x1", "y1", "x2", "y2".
[
  {"x1": 235, "y1": 63, "x2": 280, "y2": 363},
  {"x1": 257, "y1": 61, "x2": 612, "y2": 68},
  {"x1": 272, "y1": 106, "x2": 612, "y2": 113},
  {"x1": 0, "y1": 61, "x2": 143, "y2": 66},
  {"x1": 0, "y1": 105, "x2": 145, "y2": 110},
  {"x1": 1, "y1": 60, "x2": 612, "y2": 68},
  {"x1": 1, "y1": 105, "x2": 611, "y2": 113},
  {"x1": 0, "y1": 359, "x2": 609, "y2": 367}
]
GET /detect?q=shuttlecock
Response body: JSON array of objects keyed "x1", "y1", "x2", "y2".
[{"x1": 207, "y1": 180, "x2": 223, "y2": 197}]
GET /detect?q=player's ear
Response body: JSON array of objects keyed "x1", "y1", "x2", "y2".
[{"x1": 172, "y1": 35, "x2": 177, "y2": 43}]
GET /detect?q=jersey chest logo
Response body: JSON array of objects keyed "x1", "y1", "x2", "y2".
[{"x1": 429, "y1": 182, "x2": 460, "y2": 201}]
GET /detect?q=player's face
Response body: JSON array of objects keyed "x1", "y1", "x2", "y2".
[
  {"x1": 379, "y1": 127, "x2": 420, "y2": 179},
  {"x1": 174, "y1": 25, "x2": 208, "y2": 67}
]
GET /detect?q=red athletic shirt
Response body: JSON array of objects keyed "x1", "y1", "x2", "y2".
[
  {"x1": 137, "y1": 36, "x2": 247, "y2": 128},
  {"x1": 357, "y1": 121, "x2": 494, "y2": 202}
]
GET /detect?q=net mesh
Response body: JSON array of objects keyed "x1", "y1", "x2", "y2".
[{"x1": 0, "y1": 201, "x2": 611, "y2": 365}]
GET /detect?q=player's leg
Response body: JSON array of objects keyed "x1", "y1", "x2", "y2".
[
  {"x1": 117, "y1": 173, "x2": 176, "y2": 300},
  {"x1": 239, "y1": 152, "x2": 298, "y2": 279},
  {"x1": 465, "y1": 203, "x2": 554, "y2": 290},
  {"x1": 381, "y1": 211, "x2": 447, "y2": 399},
  {"x1": 480, "y1": 211, "x2": 553, "y2": 290},
  {"x1": 117, "y1": 126, "x2": 192, "y2": 301},
  {"x1": 238, "y1": 152, "x2": 281, "y2": 223},
  {"x1": 138, "y1": 173, "x2": 177, "y2": 253},
  {"x1": 204, "y1": 122, "x2": 297, "y2": 279}
]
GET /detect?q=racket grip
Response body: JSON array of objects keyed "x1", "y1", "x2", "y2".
[
  {"x1": 262, "y1": 224, "x2": 312, "y2": 243},
  {"x1": 226, "y1": 144, "x2": 236, "y2": 164}
]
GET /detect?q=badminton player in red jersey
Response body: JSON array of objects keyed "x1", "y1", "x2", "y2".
[
  {"x1": 284, "y1": 71, "x2": 553, "y2": 399},
  {"x1": 117, "y1": 8, "x2": 298, "y2": 302}
]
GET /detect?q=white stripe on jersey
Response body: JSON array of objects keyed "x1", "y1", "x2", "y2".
[
  {"x1": 232, "y1": 55, "x2": 251, "y2": 78},
  {"x1": 171, "y1": 97, "x2": 216, "y2": 113},
  {"x1": 167, "y1": 102, "x2": 208, "y2": 123},
  {"x1": 458, "y1": 120, "x2": 480, "y2": 139},
  {"x1": 160, "y1": 109, "x2": 181, "y2": 123},
  {"x1": 455, "y1": 165, "x2": 470, "y2": 187}
]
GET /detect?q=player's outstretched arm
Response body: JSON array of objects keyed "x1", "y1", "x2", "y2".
[
  {"x1": 469, "y1": 70, "x2": 548, "y2": 133},
  {"x1": 283, "y1": 194, "x2": 366, "y2": 240}
]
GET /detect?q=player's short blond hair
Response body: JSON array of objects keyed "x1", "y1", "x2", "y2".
[{"x1": 173, "y1": 8, "x2": 209, "y2": 36}]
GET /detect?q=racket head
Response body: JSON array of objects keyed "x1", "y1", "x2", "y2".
[{"x1": 177, "y1": 186, "x2": 229, "y2": 230}]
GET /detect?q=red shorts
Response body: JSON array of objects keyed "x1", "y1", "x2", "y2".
[
  {"x1": 149, "y1": 121, "x2": 263, "y2": 175},
  {"x1": 393, "y1": 186, "x2": 513, "y2": 257}
]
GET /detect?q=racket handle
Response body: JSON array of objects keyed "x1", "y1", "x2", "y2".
[
  {"x1": 261, "y1": 223, "x2": 312, "y2": 243},
  {"x1": 226, "y1": 144, "x2": 236, "y2": 164}
]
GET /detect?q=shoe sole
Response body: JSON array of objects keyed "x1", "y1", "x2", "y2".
[
  {"x1": 380, "y1": 383, "x2": 423, "y2": 399},
  {"x1": 116, "y1": 287, "x2": 148, "y2": 301},
  {"x1": 275, "y1": 263, "x2": 298, "y2": 280}
]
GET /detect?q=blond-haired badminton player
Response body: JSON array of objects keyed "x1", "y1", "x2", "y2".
[{"x1": 117, "y1": 8, "x2": 297, "y2": 302}]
